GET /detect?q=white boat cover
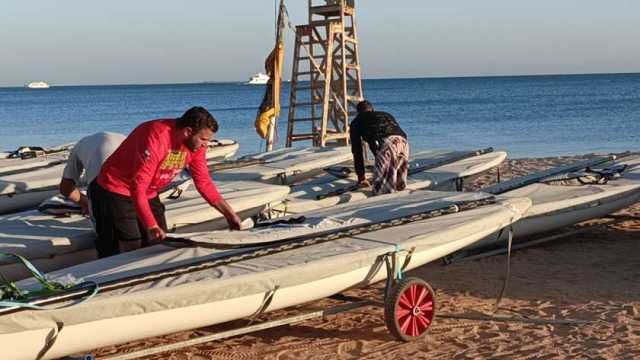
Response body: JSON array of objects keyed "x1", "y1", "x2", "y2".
[
  {"x1": 213, "y1": 147, "x2": 353, "y2": 184},
  {"x1": 0, "y1": 191, "x2": 530, "y2": 338},
  {"x1": 0, "y1": 181, "x2": 290, "y2": 276},
  {"x1": 277, "y1": 151, "x2": 506, "y2": 214}
]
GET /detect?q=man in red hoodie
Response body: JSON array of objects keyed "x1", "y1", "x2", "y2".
[{"x1": 89, "y1": 106, "x2": 242, "y2": 258}]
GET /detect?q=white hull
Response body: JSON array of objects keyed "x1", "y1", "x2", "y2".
[
  {"x1": 0, "y1": 249, "x2": 98, "y2": 282},
  {"x1": 0, "y1": 140, "x2": 238, "y2": 214},
  {"x1": 247, "y1": 73, "x2": 270, "y2": 85},
  {"x1": 206, "y1": 140, "x2": 239, "y2": 161},
  {"x1": 0, "y1": 188, "x2": 58, "y2": 214},
  {"x1": 0, "y1": 181, "x2": 290, "y2": 281},
  {"x1": 1, "y1": 193, "x2": 530, "y2": 359},
  {"x1": 26, "y1": 82, "x2": 50, "y2": 89},
  {"x1": 0, "y1": 158, "x2": 67, "y2": 213},
  {"x1": 276, "y1": 150, "x2": 506, "y2": 215},
  {"x1": 214, "y1": 147, "x2": 353, "y2": 185},
  {"x1": 4, "y1": 233, "x2": 489, "y2": 359},
  {"x1": 466, "y1": 155, "x2": 640, "y2": 251},
  {"x1": 0, "y1": 152, "x2": 69, "y2": 175}
]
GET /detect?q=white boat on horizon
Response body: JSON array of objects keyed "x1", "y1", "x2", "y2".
[
  {"x1": 247, "y1": 73, "x2": 270, "y2": 85},
  {"x1": 26, "y1": 81, "x2": 50, "y2": 89}
]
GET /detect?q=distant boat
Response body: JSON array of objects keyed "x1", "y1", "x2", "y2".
[
  {"x1": 26, "y1": 81, "x2": 50, "y2": 89},
  {"x1": 247, "y1": 73, "x2": 270, "y2": 85}
]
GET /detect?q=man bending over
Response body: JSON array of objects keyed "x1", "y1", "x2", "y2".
[
  {"x1": 90, "y1": 106, "x2": 241, "y2": 258},
  {"x1": 349, "y1": 100, "x2": 410, "y2": 195}
]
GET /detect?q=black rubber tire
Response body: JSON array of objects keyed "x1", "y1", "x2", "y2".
[{"x1": 384, "y1": 276, "x2": 436, "y2": 342}]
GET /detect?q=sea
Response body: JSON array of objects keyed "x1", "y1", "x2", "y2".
[{"x1": 1, "y1": 73, "x2": 638, "y2": 158}]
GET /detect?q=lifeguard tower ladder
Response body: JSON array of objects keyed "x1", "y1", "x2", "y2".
[{"x1": 286, "y1": 0, "x2": 364, "y2": 147}]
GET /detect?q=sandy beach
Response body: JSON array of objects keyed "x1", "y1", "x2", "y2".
[{"x1": 93, "y1": 155, "x2": 640, "y2": 359}]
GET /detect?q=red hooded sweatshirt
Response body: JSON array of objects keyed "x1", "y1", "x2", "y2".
[{"x1": 97, "y1": 119, "x2": 222, "y2": 230}]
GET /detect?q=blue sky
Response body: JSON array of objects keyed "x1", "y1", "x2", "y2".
[{"x1": 1, "y1": 0, "x2": 639, "y2": 86}]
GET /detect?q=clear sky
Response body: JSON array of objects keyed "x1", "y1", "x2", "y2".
[{"x1": 1, "y1": 0, "x2": 639, "y2": 86}]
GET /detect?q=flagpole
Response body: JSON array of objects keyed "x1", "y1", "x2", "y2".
[
  {"x1": 258, "y1": 0, "x2": 284, "y2": 153},
  {"x1": 265, "y1": 0, "x2": 281, "y2": 152}
]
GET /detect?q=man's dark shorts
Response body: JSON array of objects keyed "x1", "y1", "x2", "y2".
[{"x1": 89, "y1": 180, "x2": 167, "y2": 258}]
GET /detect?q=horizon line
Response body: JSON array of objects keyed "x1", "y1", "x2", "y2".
[{"x1": 2, "y1": 71, "x2": 639, "y2": 89}]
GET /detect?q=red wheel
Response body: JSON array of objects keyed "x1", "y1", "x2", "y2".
[{"x1": 384, "y1": 277, "x2": 435, "y2": 341}]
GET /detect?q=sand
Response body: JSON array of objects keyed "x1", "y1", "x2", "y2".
[{"x1": 92, "y1": 155, "x2": 640, "y2": 360}]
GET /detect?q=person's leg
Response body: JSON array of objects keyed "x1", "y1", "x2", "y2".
[
  {"x1": 109, "y1": 192, "x2": 143, "y2": 254},
  {"x1": 395, "y1": 139, "x2": 409, "y2": 191},
  {"x1": 138, "y1": 196, "x2": 168, "y2": 247},
  {"x1": 372, "y1": 139, "x2": 396, "y2": 195},
  {"x1": 89, "y1": 180, "x2": 123, "y2": 258}
]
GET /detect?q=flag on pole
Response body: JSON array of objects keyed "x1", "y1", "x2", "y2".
[{"x1": 255, "y1": 0, "x2": 286, "y2": 140}]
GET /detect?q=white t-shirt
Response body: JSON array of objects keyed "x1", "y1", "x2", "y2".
[{"x1": 62, "y1": 132, "x2": 126, "y2": 186}]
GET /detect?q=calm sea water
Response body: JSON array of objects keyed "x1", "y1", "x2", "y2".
[{"x1": 1, "y1": 73, "x2": 638, "y2": 158}]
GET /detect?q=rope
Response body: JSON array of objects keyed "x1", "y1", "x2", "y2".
[
  {"x1": 438, "y1": 225, "x2": 592, "y2": 326},
  {"x1": 492, "y1": 226, "x2": 513, "y2": 314},
  {"x1": 438, "y1": 313, "x2": 592, "y2": 326},
  {"x1": 35, "y1": 321, "x2": 65, "y2": 360},
  {"x1": 247, "y1": 286, "x2": 280, "y2": 325}
]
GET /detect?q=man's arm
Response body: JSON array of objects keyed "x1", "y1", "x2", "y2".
[
  {"x1": 59, "y1": 178, "x2": 89, "y2": 214},
  {"x1": 129, "y1": 132, "x2": 165, "y2": 240},
  {"x1": 189, "y1": 149, "x2": 242, "y2": 230},
  {"x1": 60, "y1": 148, "x2": 89, "y2": 214},
  {"x1": 349, "y1": 119, "x2": 367, "y2": 183},
  {"x1": 209, "y1": 198, "x2": 242, "y2": 230}
]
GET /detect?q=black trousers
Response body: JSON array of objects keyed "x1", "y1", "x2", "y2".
[{"x1": 89, "y1": 180, "x2": 167, "y2": 258}]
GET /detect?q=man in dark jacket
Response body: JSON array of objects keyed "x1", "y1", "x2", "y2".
[{"x1": 349, "y1": 100, "x2": 409, "y2": 195}]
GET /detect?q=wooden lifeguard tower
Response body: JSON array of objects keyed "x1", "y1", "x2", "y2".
[{"x1": 285, "y1": 0, "x2": 364, "y2": 147}]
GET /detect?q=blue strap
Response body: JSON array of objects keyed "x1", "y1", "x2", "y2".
[
  {"x1": 394, "y1": 244, "x2": 403, "y2": 280},
  {"x1": 0, "y1": 252, "x2": 100, "y2": 310},
  {"x1": 0, "y1": 281, "x2": 100, "y2": 310},
  {"x1": 1, "y1": 253, "x2": 58, "y2": 291}
]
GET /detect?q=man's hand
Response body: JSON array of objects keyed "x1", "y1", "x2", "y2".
[
  {"x1": 147, "y1": 226, "x2": 166, "y2": 244},
  {"x1": 60, "y1": 178, "x2": 91, "y2": 215},
  {"x1": 226, "y1": 213, "x2": 243, "y2": 231},
  {"x1": 79, "y1": 194, "x2": 90, "y2": 216},
  {"x1": 212, "y1": 198, "x2": 243, "y2": 231},
  {"x1": 358, "y1": 179, "x2": 371, "y2": 188}
]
